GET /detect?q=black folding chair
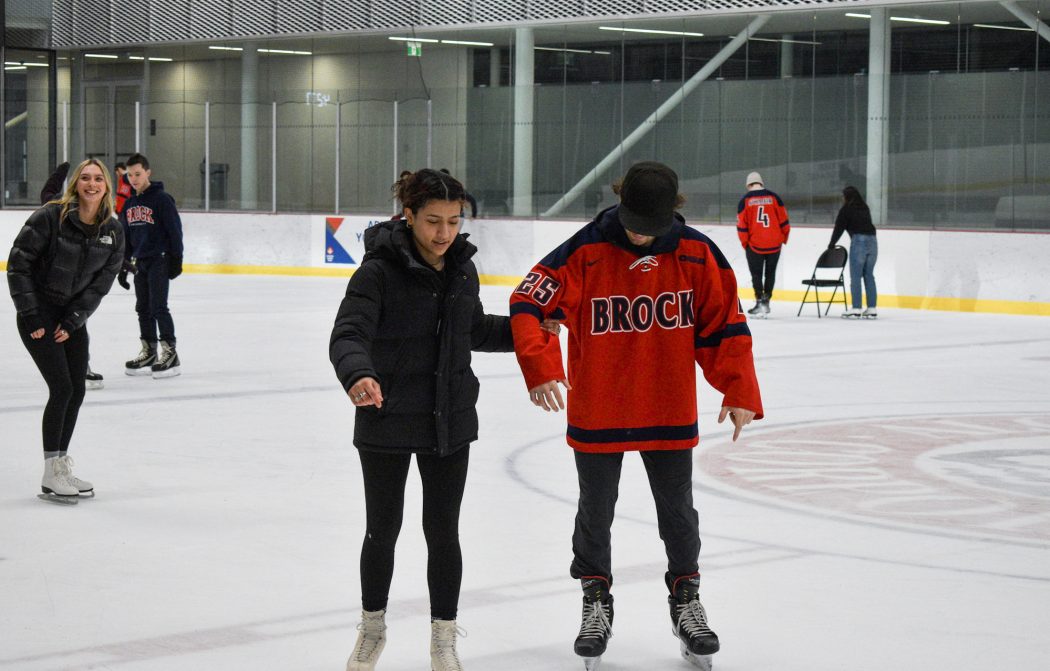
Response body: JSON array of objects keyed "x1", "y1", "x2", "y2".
[{"x1": 797, "y1": 245, "x2": 848, "y2": 317}]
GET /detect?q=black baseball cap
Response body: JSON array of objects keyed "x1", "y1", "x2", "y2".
[{"x1": 617, "y1": 161, "x2": 679, "y2": 237}]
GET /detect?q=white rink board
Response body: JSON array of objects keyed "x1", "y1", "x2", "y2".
[{"x1": 3, "y1": 208, "x2": 1050, "y2": 305}]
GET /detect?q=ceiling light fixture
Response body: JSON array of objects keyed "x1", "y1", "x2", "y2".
[
  {"x1": 441, "y1": 40, "x2": 495, "y2": 47},
  {"x1": 258, "y1": 48, "x2": 313, "y2": 55},
  {"x1": 4, "y1": 61, "x2": 49, "y2": 67},
  {"x1": 749, "y1": 37, "x2": 822, "y2": 45},
  {"x1": 599, "y1": 26, "x2": 704, "y2": 37},
  {"x1": 84, "y1": 53, "x2": 119, "y2": 59},
  {"x1": 209, "y1": 46, "x2": 244, "y2": 51},
  {"x1": 846, "y1": 13, "x2": 950, "y2": 26},
  {"x1": 973, "y1": 23, "x2": 1033, "y2": 31},
  {"x1": 535, "y1": 46, "x2": 610, "y2": 55},
  {"x1": 129, "y1": 56, "x2": 174, "y2": 62},
  {"x1": 388, "y1": 37, "x2": 440, "y2": 43}
]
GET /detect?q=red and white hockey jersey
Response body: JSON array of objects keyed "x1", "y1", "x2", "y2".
[
  {"x1": 510, "y1": 207, "x2": 763, "y2": 453},
  {"x1": 737, "y1": 189, "x2": 790, "y2": 254}
]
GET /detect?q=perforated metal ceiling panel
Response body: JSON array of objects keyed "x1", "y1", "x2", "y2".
[{"x1": 50, "y1": 0, "x2": 948, "y2": 48}]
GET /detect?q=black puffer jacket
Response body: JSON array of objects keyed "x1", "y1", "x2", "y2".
[
  {"x1": 7, "y1": 202, "x2": 124, "y2": 330},
  {"x1": 329, "y1": 219, "x2": 513, "y2": 456}
]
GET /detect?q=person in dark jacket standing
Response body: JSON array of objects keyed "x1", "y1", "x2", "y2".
[
  {"x1": 829, "y1": 185, "x2": 878, "y2": 318},
  {"x1": 7, "y1": 158, "x2": 124, "y2": 504},
  {"x1": 330, "y1": 169, "x2": 515, "y2": 671},
  {"x1": 39, "y1": 162, "x2": 105, "y2": 390},
  {"x1": 119, "y1": 152, "x2": 184, "y2": 377}
]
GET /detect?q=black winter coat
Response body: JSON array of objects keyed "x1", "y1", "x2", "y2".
[
  {"x1": 7, "y1": 203, "x2": 124, "y2": 331},
  {"x1": 329, "y1": 219, "x2": 513, "y2": 456}
]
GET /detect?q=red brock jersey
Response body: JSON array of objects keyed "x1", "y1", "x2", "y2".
[
  {"x1": 510, "y1": 207, "x2": 763, "y2": 453},
  {"x1": 737, "y1": 188, "x2": 790, "y2": 254}
]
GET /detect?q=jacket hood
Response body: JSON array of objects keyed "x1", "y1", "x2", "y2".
[{"x1": 362, "y1": 218, "x2": 476, "y2": 270}]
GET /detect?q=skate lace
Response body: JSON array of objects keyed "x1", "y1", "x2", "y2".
[
  {"x1": 57, "y1": 456, "x2": 88, "y2": 487},
  {"x1": 431, "y1": 622, "x2": 467, "y2": 670},
  {"x1": 132, "y1": 349, "x2": 153, "y2": 364},
  {"x1": 578, "y1": 601, "x2": 612, "y2": 640},
  {"x1": 155, "y1": 348, "x2": 174, "y2": 366},
  {"x1": 676, "y1": 599, "x2": 713, "y2": 637},
  {"x1": 350, "y1": 616, "x2": 386, "y2": 662}
]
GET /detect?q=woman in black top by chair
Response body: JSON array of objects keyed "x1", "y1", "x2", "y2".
[{"x1": 830, "y1": 186, "x2": 878, "y2": 318}]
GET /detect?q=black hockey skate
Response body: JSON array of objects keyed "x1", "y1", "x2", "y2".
[
  {"x1": 667, "y1": 573, "x2": 718, "y2": 670},
  {"x1": 574, "y1": 577, "x2": 613, "y2": 670}
]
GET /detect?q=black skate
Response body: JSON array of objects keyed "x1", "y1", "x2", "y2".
[
  {"x1": 667, "y1": 573, "x2": 718, "y2": 670},
  {"x1": 86, "y1": 367, "x2": 104, "y2": 390},
  {"x1": 151, "y1": 340, "x2": 181, "y2": 379},
  {"x1": 125, "y1": 339, "x2": 157, "y2": 376},
  {"x1": 574, "y1": 577, "x2": 613, "y2": 670}
]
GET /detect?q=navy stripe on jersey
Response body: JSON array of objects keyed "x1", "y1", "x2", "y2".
[
  {"x1": 750, "y1": 244, "x2": 782, "y2": 253},
  {"x1": 567, "y1": 422, "x2": 699, "y2": 444},
  {"x1": 537, "y1": 217, "x2": 608, "y2": 270},
  {"x1": 695, "y1": 321, "x2": 751, "y2": 349},
  {"x1": 510, "y1": 302, "x2": 544, "y2": 320},
  {"x1": 779, "y1": 221, "x2": 790, "y2": 228},
  {"x1": 680, "y1": 226, "x2": 732, "y2": 270}
]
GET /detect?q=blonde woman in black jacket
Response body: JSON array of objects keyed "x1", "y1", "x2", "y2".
[{"x1": 7, "y1": 158, "x2": 124, "y2": 504}]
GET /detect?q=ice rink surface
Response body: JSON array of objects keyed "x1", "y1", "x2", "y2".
[{"x1": 1, "y1": 274, "x2": 1048, "y2": 671}]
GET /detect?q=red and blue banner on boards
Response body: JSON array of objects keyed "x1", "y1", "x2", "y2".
[{"x1": 324, "y1": 216, "x2": 391, "y2": 266}]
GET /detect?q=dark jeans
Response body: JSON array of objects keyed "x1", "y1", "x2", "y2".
[
  {"x1": 570, "y1": 449, "x2": 700, "y2": 585},
  {"x1": 135, "y1": 255, "x2": 175, "y2": 344},
  {"x1": 16, "y1": 306, "x2": 89, "y2": 454},
  {"x1": 358, "y1": 446, "x2": 470, "y2": 619},
  {"x1": 745, "y1": 248, "x2": 781, "y2": 299}
]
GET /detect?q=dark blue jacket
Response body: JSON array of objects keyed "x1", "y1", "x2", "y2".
[{"x1": 120, "y1": 181, "x2": 183, "y2": 260}]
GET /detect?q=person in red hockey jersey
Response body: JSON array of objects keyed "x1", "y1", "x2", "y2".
[
  {"x1": 736, "y1": 171, "x2": 790, "y2": 317},
  {"x1": 510, "y1": 161, "x2": 763, "y2": 666}
]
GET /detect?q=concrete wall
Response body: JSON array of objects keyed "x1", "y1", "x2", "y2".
[{"x1": 2, "y1": 209, "x2": 1048, "y2": 315}]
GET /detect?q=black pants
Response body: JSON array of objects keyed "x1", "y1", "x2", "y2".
[
  {"x1": 16, "y1": 307, "x2": 89, "y2": 454},
  {"x1": 135, "y1": 255, "x2": 175, "y2": 344},
  {"x1": 570, "y1": 449, "x2": 700, "y2": 585},
  {"x1": 745, "y1": 248, "x2": 781, "y2": 299},
  {"x1": 358, "y1": 447, "x2": 470, "y2": 619}
]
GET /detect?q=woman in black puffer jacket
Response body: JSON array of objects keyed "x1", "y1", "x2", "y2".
[
  {"x1": 7, "y1": 158, "x2": 124, "y2": 504},
  {"x1": 330, "y1": 169, "x2": 515, "y2": 670}
]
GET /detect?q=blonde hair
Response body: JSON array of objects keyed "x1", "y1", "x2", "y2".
[{"x1": 50, "y1": 158, "x2": 116, "y2": 226}]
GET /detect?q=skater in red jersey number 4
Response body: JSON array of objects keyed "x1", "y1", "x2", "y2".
[{"x1": 510, "y1": 162, "x2": 764, "y2": 669}]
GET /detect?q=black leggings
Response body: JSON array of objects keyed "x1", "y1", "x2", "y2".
[
  {"x1": 745, "y1": 248, "x2": 781, "y2": 299},
  {"x1": 16, "y1": 310, "x2": 89, "y2": 454},
  {"x1": 358, "y1": 447, "x2": 470, "y2": 619}
]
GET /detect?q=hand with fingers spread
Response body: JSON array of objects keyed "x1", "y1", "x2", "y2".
[
  {"x1": 719, "y1": 406, "x2": 756, "y2": 441},
  {"x1": 528, "y1": 379, "x2": 572, "y2": 412},
  {"x1": 348, "y1": 376, "x2": 384, "y2": 409}
]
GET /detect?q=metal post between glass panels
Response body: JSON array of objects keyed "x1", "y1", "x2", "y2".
[
  {"x1": 272, "y1": 101, "x2": 277, "y2": 213},
  {"x1": 335, "y1": 101, "x2": 341, "y2": 213},
  {"x1": 204, "y1": 101, "x2": 210, "y2": 212},
  {"x1": 393, "y1": 100, "x2": 399, "y2": 216}
]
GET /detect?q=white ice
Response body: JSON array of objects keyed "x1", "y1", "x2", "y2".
[{"x1": 1, "y1": 275, "x2": 1048, "y2": 671}]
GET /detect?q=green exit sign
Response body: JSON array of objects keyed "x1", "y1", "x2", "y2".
[{"x1": 407, "y1": 42, "x2": 422, "y2": 57}]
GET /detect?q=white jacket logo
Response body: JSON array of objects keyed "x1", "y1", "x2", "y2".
[{"x1": 629, "y1": 255, "x2": 659, "y2": 272}]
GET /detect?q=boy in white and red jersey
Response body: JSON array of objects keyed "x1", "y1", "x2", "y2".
[
  {"x1": 736, "y1": 171, "x2": 790, "y2": 317},
  {"x1": 510, "y1": 161, "x2": 763, "y2": 668}
]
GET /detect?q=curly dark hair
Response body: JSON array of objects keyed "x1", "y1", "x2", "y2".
[{"x1": 393, "y1": 169, "x2": 466, "y2": 213}]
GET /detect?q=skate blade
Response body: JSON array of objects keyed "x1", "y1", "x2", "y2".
[
  {"x1": 38, "y1": 493, "x2": 78, "y2": 505},
  {"x1": 152, "y1": 367, "x2": 181, "y2": 379},
  {"x1": 680, "y1": 640, "x2": 713, "y2": 670},
  {"x1": 582, "y1": 655, "x2": 602, "y2": 670},
  {"x1": 86, "y1": 381, "x2": 104, "y2": 390},
  {"x1": 125, "y1": 368, "x2": 154, "y2": 377},
  {"x1": 77, "y1": 490, "x2": 96, "y2": 498}
]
